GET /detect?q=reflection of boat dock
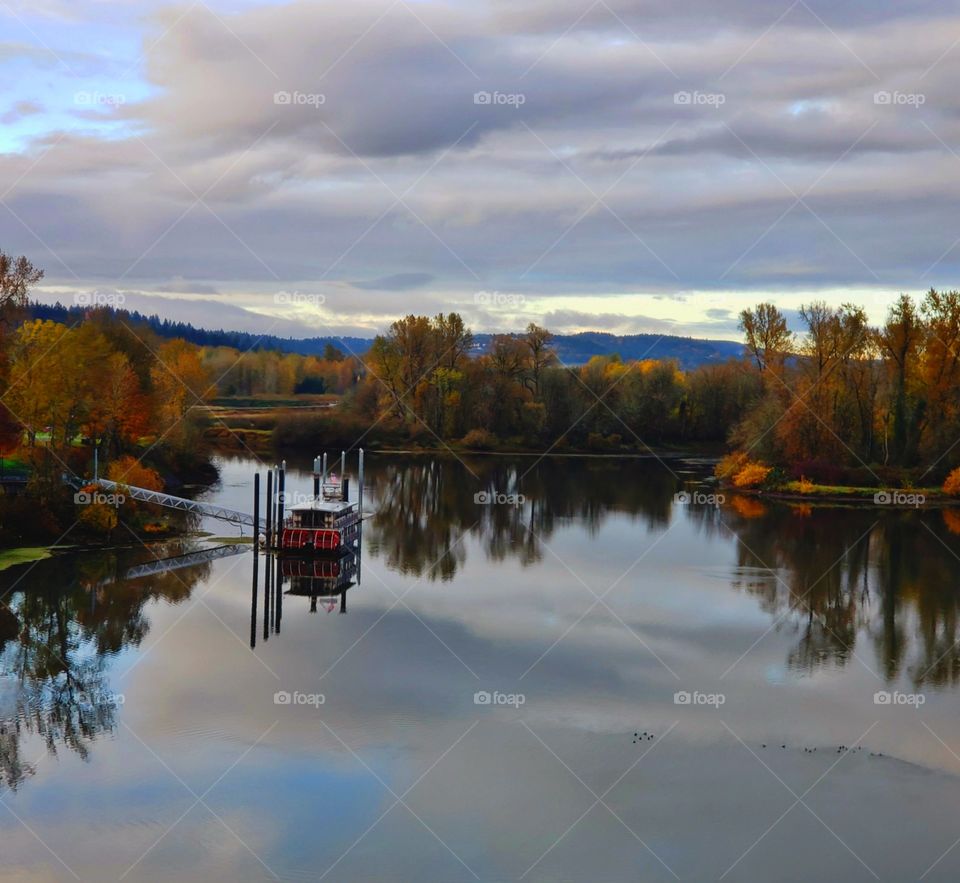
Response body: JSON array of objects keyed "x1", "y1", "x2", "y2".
[
  {"x1": 283, "y1": 554, "x2": 357, "y2": 613},
  {"x1": 250, "y1": 526, "x2": 362, "y2": 645}
]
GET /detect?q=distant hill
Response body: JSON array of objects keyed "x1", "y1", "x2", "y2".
[
  {"x1": 473, "y1": 332, "x2": 744, "y2": 369},
  {"x1": 28, "y1": 303, "x2": 743, "y2": 369}
]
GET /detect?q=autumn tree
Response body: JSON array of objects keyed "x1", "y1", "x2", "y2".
[
  {"x1": 523, "y1": 323, "x2": 557, "y2": 396},
  {"x1": 0, "y1": 250, "x2": 43, "y2": 322},
  {"x1": 149, "y1": 338, "x2": 214, "y2": 449},
  {"x1": 918, "y1": 288, "x2": 960, "y2": 462},
  {"x1": 877, "y1": 294, "x2": 924, "y2": 464},
  {"x1": 739, "y1": 303, "x2": 792, "y2": 374}
]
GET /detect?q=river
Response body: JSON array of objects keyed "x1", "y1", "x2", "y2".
[{"x1": 1, "y1": 451, "x2": 960, "y2": 881}]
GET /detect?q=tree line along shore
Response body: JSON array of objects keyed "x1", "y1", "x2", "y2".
[{"x1": 4, "y1": 246, "x2": 960, "y2": 549}]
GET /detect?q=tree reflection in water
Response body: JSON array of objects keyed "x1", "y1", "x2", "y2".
[
  {"x1": 703, "y1": 497, "x2": 960, "y2": 687},
  {"x1": 363, "y1": 455, "x2": 676, "y2": 578},
  {"x1": 363, "y1": 454, "x2": 960, "y2": 688},
  {"x1": 0, "y1": 544, "x2": 208, "y2": 790},
  {"x1": 5, "y1": 455, "x2": 960, "y2": 791}
]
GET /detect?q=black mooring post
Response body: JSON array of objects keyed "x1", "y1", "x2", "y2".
[
  {"x1": 265, "y1": 470, "x2": 273, "y2": 549},
  {"x1": 277, "y1": 460, "x2": 286, "y2": 535},
  {"x1": 251, "y1": 472, "x2": 260, "y2": 648},
  {"x1": 264, "y1": 554, "x2": 271, "y2": 641},
  {"x1": 253, "y1": 472, "x2": 260, "y2": 540},
  {"x1": 274, "y1": 553, "x2": 282, "y2": 634},
  {"x1": 250, "y1": 542, "x2": 259, "y2": 648}
]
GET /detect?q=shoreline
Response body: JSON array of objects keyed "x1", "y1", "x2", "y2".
[{"x1": 722, "y1": 485, "x2": 957, "y2": 507}]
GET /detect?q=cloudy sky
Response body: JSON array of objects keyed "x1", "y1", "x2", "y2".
[{"x1": 1, "y1": 0, "x2": 958, "y2": 340}]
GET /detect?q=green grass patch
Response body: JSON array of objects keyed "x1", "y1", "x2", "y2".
[
  {"x1": 209, "y1": 394, "x2": 337, "y2": 409},
  {"x1": 778, "y1": 481, "x2": 941, "y2": 498},
  {"x1": 0, "y1": 547, "x2": 52, "y2": 571}
]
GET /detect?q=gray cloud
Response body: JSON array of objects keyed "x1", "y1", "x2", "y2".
[
  {"x1": 153, "y1": 277, "x2": 221, "y2": 295},
  {"x1": 2, "y1": 0, "x2": 960, "y2": 336},
  {"x1": 350, "y1": 272, "x2": 435, "y2": 291},
  {"x1": 1, "y1": 99, "x2": 43, "y2": 123}
]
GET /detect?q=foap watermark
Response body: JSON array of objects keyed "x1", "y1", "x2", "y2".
[
  {"x1": 74, "y1": 90, "x2": 126, "y2": 107},
  {"x1": 474, "y1": 490, "x2": 525, "y2": 507},
  {"x1": 674, "y1": 90, "x2": 725, "y2": 107},
  {"x1": 274, "y1": 91, "x2": 325, "y2": 108},
  {"x1": 79, "y1": 690, "x2": 125, "y2": 706},
  {"x1": 474, "y1": 690, "x2": 525, "y2": 708},
  {"x1": 75, "y1": 490, "x2": 125, "y2": 506},
  {"x1": 274, "y1": 690, "x2": 325, "y2": 707},
  {"x1": 874, "y1": 490, "x2": 925, "y2": 508},
  {"x1": 75, "y1": 291, "x2": 125, "y2": 307},
  {"x1": 474, "y1": 90, "x2": 525, "y2": 108},
  {"x1": 674, "y1": 690, "x2": 725, "y2": 708},
  {"x1": 474, "y1": 290, "x2": 525, "y2": 308},
  {"x1": 674, "y1": 489, "x2": 725, "y2": 507},
  {"x1": 274, "y1": 290, "x2": 325, "y2": 308},
  {"x1": 874, "y1": 91, "x2": 925, "y2": 107},
  {"x1": 874, "y1": 690, "x2": 925, "y2": 707},
  {"x1": 278, "y1": 490, "x2": 328, "y2": 508}
]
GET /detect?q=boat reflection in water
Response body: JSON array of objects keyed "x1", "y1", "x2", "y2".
[{"x1": 250, "y1": 532, "x2": 361, "y2": 646}]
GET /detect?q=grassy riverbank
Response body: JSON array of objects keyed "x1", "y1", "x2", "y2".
[{"x1": 0, "y1": 546, "x2": 52, "y2": 571}]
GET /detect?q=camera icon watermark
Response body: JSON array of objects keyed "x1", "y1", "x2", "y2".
[
  {"x1": 79, "y1": 690, "x2": 125, "y2": 706},
  {"x1": 674, "y1": 690, "x2": 725, "y2": 708},
  {"x1": 673, "y1": 489, "x2": 724, "y2": 507},
  {"x1": 474, "y1": 690, "x2": 525, "y2": 707},
  {"x1": 874, "y1": 91, "x2": 925, "y2": 107},
  {"x1": 274, "y1": 290, "x2": 325, "y2": 308},
  {"x1": 274, "y1": 690, "x2": 325, "y2": 707},
  {"x1": 274, "y1": 91, "x2": 326, "y2": 108},
  {"x1": 74, "y1": 90, "x2": 126, "y2": 107},
  {"x1": 473, "y1": 91, "x2": 526, "y2": 108},
  {"x1": 474, "y1": 490, "x2": 525, "y2": 507},
  {"x1": 75, "y1": 291, "x2": 125, "y2": 308},
  {"x1": 74, "y1": 490, "x2": 125, "y2": 506},
  {"x1": 873, "y1": 490, "x2": 925, "y2": 508},
  {"x1": 874, "y1": 690, "x2": 924, "y2": 707},
  {"x1": 674, "y1": 90, "x2": 725, "y2": 107},
  {"x1": 474, "y1": 290, "x2": 525, "y2": 308}
]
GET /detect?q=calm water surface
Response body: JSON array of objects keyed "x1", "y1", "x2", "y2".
[{"x1": 3, "y1": 453, "x2": 960, "y2": 882}]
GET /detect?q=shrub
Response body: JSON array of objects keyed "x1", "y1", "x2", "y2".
[
  {"x1": 107, "y1": 457, "x2": 163, "y2": 492},
  {"x1": 944, "y1": 467, "x2": 960, "y2": 497},
  {"x1": 796, "y1": 475, "x2": 815, "y2": 494},
  {"x1": 586, "y1": 432, "x2": 606, "y2": 450},
  {"x1": 733, "y1": 461, "x2": 772, "y2": 488},
  {"x1": 461, "y1": 428, "x2": 498, "y2": 450},
  {"x1": 716, "y1": 452, "x2": 747, "y2": 481},
  {"x1": 944, "y1": 509, "x2": 960, "y2": 535}
]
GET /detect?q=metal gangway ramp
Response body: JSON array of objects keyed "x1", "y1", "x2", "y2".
[{"x1": 92, "y1": 479, "x2": 255, "y2": 527}]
